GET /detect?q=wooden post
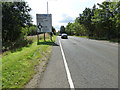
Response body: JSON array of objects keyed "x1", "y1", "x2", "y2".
[
  {"x1": 37, "y1": 33, "x2": 39, "y2": 45},
  {"x1": 50, "y1": 32, "x2": 52, "y2": 41},
  {"x1": 44, "y1": 32, "x2": 45, "y2": 41}
]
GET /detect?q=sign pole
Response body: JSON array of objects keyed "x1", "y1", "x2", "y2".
[
  {"x1": 37, "y1": 32, "x2": 39, "y2": 45},
  {"x1": 44, "y1": 32, "x2": 45, "y2": 41},
  {"x1": 51, "y1": 32, "x2": 52, "y2": 41}
]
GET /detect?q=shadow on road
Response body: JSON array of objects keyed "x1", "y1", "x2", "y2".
[
  {"x1": 37, "y1": 41, "x2": 59, "y2": 46},
  {"x1": 53, "y1": 43, "x2": 59, "y2": 46}
]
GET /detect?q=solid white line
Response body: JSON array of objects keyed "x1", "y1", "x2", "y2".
[{"x1": 59, "y1": 39, "x2": 75, "y2": 90}]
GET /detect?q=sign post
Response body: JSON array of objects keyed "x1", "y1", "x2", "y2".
[
  {"x1": 37, "y1": 32, "x2": 39, "y2": 45},
  {"x1": 44, "y1": 32, "x2": 45, "y2": 41},
  {"x1": 36, "y1": 14, "x2": 52, "y2": 43}
]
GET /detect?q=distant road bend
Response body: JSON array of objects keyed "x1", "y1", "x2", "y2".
[{"x1": 37, "y1": 36, "x2": 118, "y2": 88}]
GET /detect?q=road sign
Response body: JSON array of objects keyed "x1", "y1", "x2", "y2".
[{"x1": 36, "y1": 14, "x2": 52, "y2": 33}]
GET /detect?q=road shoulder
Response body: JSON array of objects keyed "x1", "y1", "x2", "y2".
[{"x1": 37, "y1": 37, "x2": 69, "y2": 88}]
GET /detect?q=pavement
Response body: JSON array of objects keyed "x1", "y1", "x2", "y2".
[{"x1": 37, "y1": 36, "x2": 118, "y2": 88}]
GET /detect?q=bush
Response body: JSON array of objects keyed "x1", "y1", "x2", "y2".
[
  {"x1": 28, "y1": 26, "x2": 37, "y2": 36},
  {"x1": 2, "y1": 34, "x2": 33, "y2": 52}
]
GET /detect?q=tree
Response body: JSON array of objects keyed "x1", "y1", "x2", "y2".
[
  {"x1": 65, "y1": 1, "x2": 120, "y2": 42},
  {"x1": 52, "y1": 26, "x2": 56, "y2": 35},
  {"x1": 28, "y1": 25, "x2": 37, "y2": 36},
  {"x1": 60, "y1": 26, "x2": 65, "y2": 33},
  {"x1": 93, "y1": 1, "x2": 119, "y2": 39},
  {"x1": 2, "y1": 2, "x2": 32, "y2": 49},
  {"x1": 65, "y1": 22, "x2": 72, "y2": 35},
  {"x1": 79, "y1": 8, "x2": 94, "y2": 37},
  {"x1": 113, "y1": 1, "x2": 120, "y2": 39}
]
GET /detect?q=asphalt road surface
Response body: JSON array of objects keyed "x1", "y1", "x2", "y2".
[{"x1": 37, "y1": 36, "x2": 118, "y2": 88}]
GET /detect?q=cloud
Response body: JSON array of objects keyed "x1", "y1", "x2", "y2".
[
  {"x1": 25, "y1": 0, "x2": 106, "y2": 32},
  {"x1": 54, "y1": 25, "x2": 60, "y2": 30},
  {"x1": 59, "y1": 14, "x2": 74, "y2": 23}
]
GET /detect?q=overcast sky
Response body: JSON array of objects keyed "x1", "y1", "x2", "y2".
[{"x1": 25, "y1": 0, "x2": 105, "y2": 31}]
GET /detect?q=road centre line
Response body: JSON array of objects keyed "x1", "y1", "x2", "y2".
[{"x1": 59, "y1": 38, "x2": 75, "y2": 90}]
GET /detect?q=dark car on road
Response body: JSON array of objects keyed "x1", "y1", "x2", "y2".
[
  {"x1": 61, "y1": 33, "x2": 68, "y2": 39},
  {"x1": 58, "y1": 34, "x2": 62, "y2": 36}
]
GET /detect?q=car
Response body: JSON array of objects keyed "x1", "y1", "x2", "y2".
[
  {"x1": 58, "y1": 34, "x2": 62, "y2": 36},
  {"x1": 61, "y1": 33, "x2": 68, "y2": 39}
]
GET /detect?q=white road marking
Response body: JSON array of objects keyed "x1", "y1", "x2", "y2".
[{"x1": 59, "y1": 38, "x2": 75, "y2": 90}]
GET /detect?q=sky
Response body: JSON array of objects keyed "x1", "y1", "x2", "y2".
[{"x1": 25, "y1": 0, "x2": 105, "y2": 31}]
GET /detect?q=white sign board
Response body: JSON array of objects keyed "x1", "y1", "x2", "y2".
[{"x1": 36, "y1": 14, "x2": 52, "y2": 33}]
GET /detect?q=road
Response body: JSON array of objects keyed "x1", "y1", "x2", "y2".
[{"x1": 37, "y1": 36, "x2": 118, "y2": 88}]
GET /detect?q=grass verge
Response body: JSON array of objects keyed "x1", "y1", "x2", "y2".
[
  {"x1": 2, "y1": 35, "x2": 56, "y2": 88},
  {"x1": 73, "y1": 35, "x2": 88, "y2": 38},
  {"x1": 73, "y1": 35, "x2": 119, "y2": 43}
]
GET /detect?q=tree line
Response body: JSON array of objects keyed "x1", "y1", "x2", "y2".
[
  {"x1": 65, "y1": 1, "x2": 120, "y2": 41},
  {"x1": 2, "y1": 2, "x2": 32, "y2": 51}
]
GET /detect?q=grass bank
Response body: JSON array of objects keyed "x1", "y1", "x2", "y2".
[
  {"x1": 73, "y1": 35, "x2": 88, "y2": 38},
  {"x1": 2, "y1": 35, "x2": 56, "y2": 88},
  {"x1": 73, "y1": 35, "x2": 119, "y2": 43}
]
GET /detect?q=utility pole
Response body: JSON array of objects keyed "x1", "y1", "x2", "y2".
[
  {"x1": 44, "y1": 1, "x2": 49, "y2": 41},
  {"x1": 43, "y1": 2, "x2": 49, "y2": 42},
  {"x1": 47, "y1": 1, "x2": 52, "y2": 41},
  {"x1": 47, "y1": 1, "x2": 48, "y2": 14}
]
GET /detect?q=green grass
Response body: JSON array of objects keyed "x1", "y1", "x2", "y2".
[
  {"x1": 73, "y1": 35, "x2": 88, "y2": 38},
  {"x1": 73, "y1": 35, "x2": 119, "y2": 43},
  {"x1": 2, "y1": 35, "x2": 56, "y2": 88},
  {"x1": 109, "y1": 39, "x2": 120, "y2": 43},
  {"x1": 88, "y1": 37, "x2": 119, "y2": 43}
]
